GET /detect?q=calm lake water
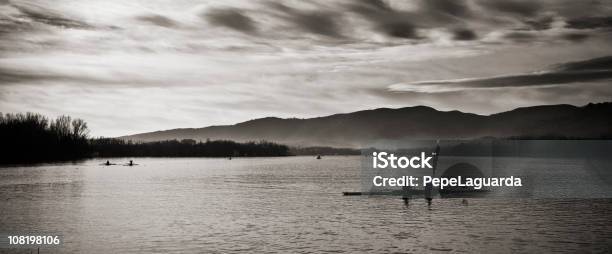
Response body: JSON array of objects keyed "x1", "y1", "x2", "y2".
[{"x1": 1, "y1": 156, "x2": 611, "y2": 253}]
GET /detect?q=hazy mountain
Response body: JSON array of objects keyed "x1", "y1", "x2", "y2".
[{"x1": 120, "y1": 102, "x2": 612, "y2": 147}]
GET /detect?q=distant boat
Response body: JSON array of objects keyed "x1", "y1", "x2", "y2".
[
  {"x1": 100, "y1": 160, "x2": 116, "y2": 166},
  {"x1": 124, "y1": 160, "x2": 138, "y2": 166},
  {"x1": 316, "y1": 155, "x2": 322, "y2": 159}
]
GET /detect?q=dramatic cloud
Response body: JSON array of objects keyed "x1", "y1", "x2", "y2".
[
  {"x1": 477, "y1": 0, "x2": 541, "y2": 17},
  {"x1": 523, "y1": 15, "x2": 555, "y2": 30},
  {"x1": 389, "y1": 56, "x2": 612, "y2": 93},
  {"x1": 554, "y1": 55, "x2": 612, "y2": 71},
  {"x1": 10, "y1": 2, "x2": 91, "y2": 29},
  {"x1": 348, "y1": 0, "x2": 421, "y2": 39},
  {"x1": 266, "y1": 3, "x2": 344, "y2": 38},
  {"x1": 0, "y1": 67, "x2": 64, "y2": 83},
  {"x1": 0, "y1": 63, "x2": 158, "y2": 85},
  {"x1": 561, "y1": 33, "x2": 590, "y2": 42},
  {"x1": 422, "y1": 0, "x2": 472, "y2": 18},
  {"x1": 204, "y1": 8, "x2": 257, "y2": 33},
  {"x1": 502, "y1": 31, "x2": 538, "y2": 42},
  {"x1": 1, "y1": 0, "x2": 612, "y2": 136},
  {"x1": 566, "y1": 16, "x2": 612, "y2": 30},
  {"x1": 0, "y1": 1, "x2": 91, "y2": 41},
  {"x1": 452, "y1": 28, "x2": 477, "y2": 40},
  {"x1": 136, "y1": 14, "x2": 179, "y2": 28}
]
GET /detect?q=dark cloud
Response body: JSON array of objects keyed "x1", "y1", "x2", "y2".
[
  {"x1": 136, "y1": 14, "x2": 178, "y2": 28},
  {"x1": 425, "y1": 71, "x2": 612, "y2": 88},
  {"x1": 453, "y1": 28, "x2": 477, "y2": 40},
  {"x1": 379, "y1": 21, "x2": 419, "y2": 39},
  {"x1": 0, "y1": 66, "x2": 93, "y2": 84},
  {"x1": 352, "y1": 0, "x2": 393, "y2": 12},
  {"x1": 194, "y1": 0, "x2": 610, "y2": 44},
  {"x1": 0, "y1": 17, "x2": 34, "y2": 37},
  {"x1": 0, "y1": 65, "x2": 149, "y2": 86},
  {"x1": 561, "y1": 33, "x2": 590, "y2": 42},
  {"x1": 12, "y1": 3, "x2": 91, "y2": 29},
  {"x1": 477, "y1": 0, "x2": 541, "y2": 17},
  {"x1": 291, "y1": 11, "x2": 343, "y2": 38},
  {"x1": 266, "y1": 3, "x2": 344, "y2": 38},
  {"x1": 391, "y1": 56, "x2": 612, "y2": 92},
  {"x1": 523, "y1": 15, "x2": 554, "y2": 30},
  {"x1": 349, "y1": 0, "x2": 420, "y2": 39},
  {"x1": 204, "y1": 8, "x2": 257, "y2": 33},
  {"x1": 566, "y1": 16, "x2": 612, "y2": 29},
  {"x1": 347, "y1": 0, "x2": 474, "y2": 40},
  {"x1": 502, "y1": 31, "x2": 537, "y2": 42},
  {"x1": 553, "y1": 56, "x2": 612, "y2": 71},
  {"x1": 0, "y1": 3, "x2": 93, "y2": 45},
  {"x1": 422, "y1": 0, "x2": 471, "y2": 18},
  {"x1": 0, "y1": 67, "x2": 56, "y2": 84}
]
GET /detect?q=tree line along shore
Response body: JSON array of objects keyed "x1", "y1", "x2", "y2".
[{"x1": 0, "y1": 113, "x2": 294, "y2": 164}]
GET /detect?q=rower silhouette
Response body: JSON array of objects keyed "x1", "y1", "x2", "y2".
[
  {"x1": 425, "y1": 182, "x2": 433, "y2": 208},
  {"x1": 426, "y1": 141, "x2": 440, "y2": 209}
]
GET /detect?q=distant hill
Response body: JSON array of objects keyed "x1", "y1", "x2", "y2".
[{"x1": 120, "y1": 102, "x2": 612, "y2": 147}]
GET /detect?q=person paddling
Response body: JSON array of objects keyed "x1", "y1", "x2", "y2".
[
  {"x1": 425, "y1": 182, "x2": 433, "y2": 208},
  {"x1": 402, "y1": 185, "x2": 410, "y2": 205},
  {"x1": 425, "y1": 141, "x2": 440, "y2": 209}
]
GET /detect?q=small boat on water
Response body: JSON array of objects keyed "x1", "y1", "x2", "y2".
[
  {"x1": 316, "y1": 155, "x2": 322, "y2": 159},
  {"x1": 123, "y1": 160, "x2": 138, "y2": 166},
  {"x1": 100, "y1": 160, "x2": 116, "y2": 166}
]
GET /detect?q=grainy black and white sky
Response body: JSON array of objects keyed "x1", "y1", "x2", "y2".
[{"x1": 1, "y1": 0, "x2": 612, "y2": 136}]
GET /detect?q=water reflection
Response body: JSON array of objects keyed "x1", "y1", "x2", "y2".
[{"x1": 0, "y1": 157, "x2": 611, "y2": 253}]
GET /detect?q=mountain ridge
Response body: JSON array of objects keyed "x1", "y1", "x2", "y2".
[{"x1": 120, "y1": 102, "x2": 612, "y2": 147}]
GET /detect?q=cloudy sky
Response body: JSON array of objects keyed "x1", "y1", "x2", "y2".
[{"x1": 1, "y1": 0, "x2": 612, "y2": 137}]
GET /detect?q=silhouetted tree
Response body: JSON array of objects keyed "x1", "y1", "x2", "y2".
[{"x1": 0, "y1": 113, "x2": 90, "y2": 163}]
